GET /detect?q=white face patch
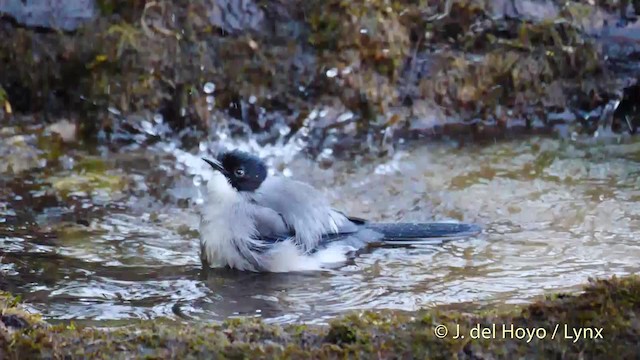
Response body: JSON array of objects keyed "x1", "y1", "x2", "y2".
[
  {"x1": 199, "y1": 171, "x2": 249, "y2": 269},
  {"x1": 206, "y1": 171, "x2": 238, "y2": 203}
]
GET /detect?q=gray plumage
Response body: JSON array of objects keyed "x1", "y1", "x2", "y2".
[
  {"x1": 248, "y1": 176, "x2": 358, "y2": 253},
  {"x1": 198, "y1": 150, "x2": 481, "y2": 272}
]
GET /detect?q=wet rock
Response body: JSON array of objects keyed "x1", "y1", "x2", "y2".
[
  {"x1": 612, "y1": 80, "x2": 640, "y2": 133},
  {"x1": 0, "y1": 0, "x2": 639, "y2": 154},
  {"x1": 0, "y1": 133, "x2": 42, "y2": 175},
  {"x1": 2, "y1": 276, "x2": 640, "y2": 358},
  {"x1": 563, "y1": 2, "x2": 616, "y2": 35},
  {"x1": 206, "y1": 0, "x2": 265, "y2": 34},
  {"x1": 50, "y1": 171, "x2": 128, "y2": 200},
  {"x1": 0, "y1": 0, "x2": 97, "y2": 31},
  {"x1": 45, "y1": 119, "x2": 77, "y2": 143},
  {"x1": 0, "y1": 314, "x2": 29, "y2": 330},
  {"x1": 409, "y1": 100, "x2": 447, "y2": 131},
  {"x1": 490, "y1": 0, "x2": 559, "y2": 22}
]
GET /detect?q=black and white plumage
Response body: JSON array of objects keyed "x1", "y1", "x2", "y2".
[{"x1": 198, "y1": 150, "x2": 481, "y2": 272}]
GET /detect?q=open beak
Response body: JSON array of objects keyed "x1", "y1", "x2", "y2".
[{"x1": 202, "y1": 158, "x2": 226, "y2": 175}]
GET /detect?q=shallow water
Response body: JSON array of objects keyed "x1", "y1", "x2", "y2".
[{"x1": 1, "y1": 135, "x2": 640, "y2": 325}]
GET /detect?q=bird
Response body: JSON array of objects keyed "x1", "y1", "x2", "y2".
[{"x1": 198, "y1": 150, "x2": 481, "y2": 272}]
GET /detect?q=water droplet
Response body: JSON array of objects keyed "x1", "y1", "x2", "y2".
[
  {"x1": 341, "y1": 67, "x2": 352, "y2": 75},
  {"x1": 279, "y1": 126, "x2": 291, "y2": 136},
  {"x1": 571, "y1": 132, "x2": 578, "y2": 141},
  {"x1": 374, "y1": 164, "x2": 390, "y2": 175},
  {"x1": 199, "y1": 142, "x2": 208, "y2": 152},
  {"x1": 282, "y1": 168, "x2": 292, "y2": 177},
  {"x1": 107, "y1": 106, "x2": 121, "y2": 115},
  {"x1": 195, "y1": 198, "x2": 204, "y2": 205},
  {"x1": 322, "y1": 148, "x2": 333, "y2": 156},
  {"x1": 203, "y1": 82, "x2": 216, "y2": 94},
  {"x1": 249, "y1": 95, "x2": 257, "y2": 104},
  {"x1": 319, "y1": 109, "x2": 328, "y2": 117},
  {"x1": 60, "y1": 155, "x2": 75, "y2": 170},
  {"x1": 141, "y1": 120, "x2": 156, "y2": 135},
  {"x1": 309, "y1": 110, "x2": 318, "y2": 120},
  {"x1": 162, "y1": 142, "x2": 177, "y2": 152},
  {"x1": 193, "y1": 176, "x2": 203, "y2": 187},
  {"x1": 180, "y1": 107, "x2": 187, "y2": 117},
  {"x1": 298, "y1": 85, "x2": 306, "y2": 92},
  {"x1": 360, "y1": 28, "x2": 368, "y2": 34},
  {"x1": 337, "y1": 112, "x2": 353, "y2": 122},
  {"x1": 326, "y1": 68, "x2": 338, "y2": 78},
  {"x1": 206, "y1": 95, "x2": 215, "y2": 104},
  {"x1": 153, "y1": 113, "x2": 164, "y2": 124}
]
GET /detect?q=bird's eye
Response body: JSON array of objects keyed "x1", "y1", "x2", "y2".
[{"x1": 234, "y1": 168, "x2": 245, "y2": 177}]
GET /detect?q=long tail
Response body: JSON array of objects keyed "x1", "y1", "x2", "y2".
[{"x1": 364, "y1": 222, "x2": 482, "y2": 243}]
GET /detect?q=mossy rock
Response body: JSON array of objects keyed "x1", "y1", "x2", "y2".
[
  {"x1": 2, "y1": 275, "x2": 640, "y2": 358},
  {"x1": 50, "y1": 171, "x2": 127, "y2": 198},
  {"x1": 0, "y1": 0, "x2": 631, "y2": 146},
  {"x1": 0, "y1": 134, "x2": 43, "y2": 175}
]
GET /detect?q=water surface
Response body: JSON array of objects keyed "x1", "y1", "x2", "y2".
[{"x1": 1, "y1": 135, "x2": 639, "y2": 325}]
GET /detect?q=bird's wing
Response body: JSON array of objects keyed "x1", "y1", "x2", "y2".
[
  {"x1": 250, "y1": 176, "x2": 355, "y2": 250},
  {"x1": 247, "y1": 204, "x2": 294, "y2": 241},
  {"x1": 245, "y1": 201, "x2": 368, "y2": 254}
]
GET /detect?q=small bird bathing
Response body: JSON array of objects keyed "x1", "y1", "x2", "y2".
[{"x1": 198, "y1": 150, "x2": 481, "y2": 272}]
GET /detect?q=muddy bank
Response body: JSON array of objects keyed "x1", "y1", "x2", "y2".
[
  {"x1": 0, "y1": 275, "x2": 638, "y2": 359},
  {"x1": 1, "y1": 1, "x2": 640, "y2": 153}
]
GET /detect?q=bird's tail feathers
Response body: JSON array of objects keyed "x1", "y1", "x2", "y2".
[{"x1": 364, "y1": 222, "x2": 481, "y2": 245}]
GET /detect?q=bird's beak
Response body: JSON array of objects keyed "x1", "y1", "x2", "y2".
[{"x1": 202, "y1": 158, "x2": 226, "y2": 175}]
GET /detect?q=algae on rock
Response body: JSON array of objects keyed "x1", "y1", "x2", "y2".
[
  {"x1": 1, "y1": 275, "x2": 640, "y2": 358},
  {"x1": 0, "y1": 0, "x2": 634, "y2": 150}
]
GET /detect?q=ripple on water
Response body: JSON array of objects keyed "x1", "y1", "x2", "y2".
[{"x1": 1, "y1": 136, "x2": 640, "y2": 325}]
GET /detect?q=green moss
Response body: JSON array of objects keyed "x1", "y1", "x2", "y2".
[
  {"x1": 35, "y1": 133, "x2": 65, "y2": 162},
  {"x1": 0, "y1": 85, "x2": 11, "y2": 113},
  {"x1": 50, "y1": 171, "x2": 127, "y2": 198},
  {"x1": 0, "y1": 292, "x2": 43, "y2": 330},
  {"x1": 2, "y1": 275, "x2": 640, "y2": 358},
  {"x1": 0, "y1": 0, "x2": 623, "y2": 143},
  {"x1": 75, "y1": 157, "x2": 109, "y2": 172}
]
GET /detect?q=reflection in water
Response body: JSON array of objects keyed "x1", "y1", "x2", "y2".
[{"x1": 1, "y1": 136, "x2": 640, "y2": 325}]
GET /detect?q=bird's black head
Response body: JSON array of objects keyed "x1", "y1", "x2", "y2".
[{"x1": 202, "y1": 150, "x2": 267, "y2": 192}]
